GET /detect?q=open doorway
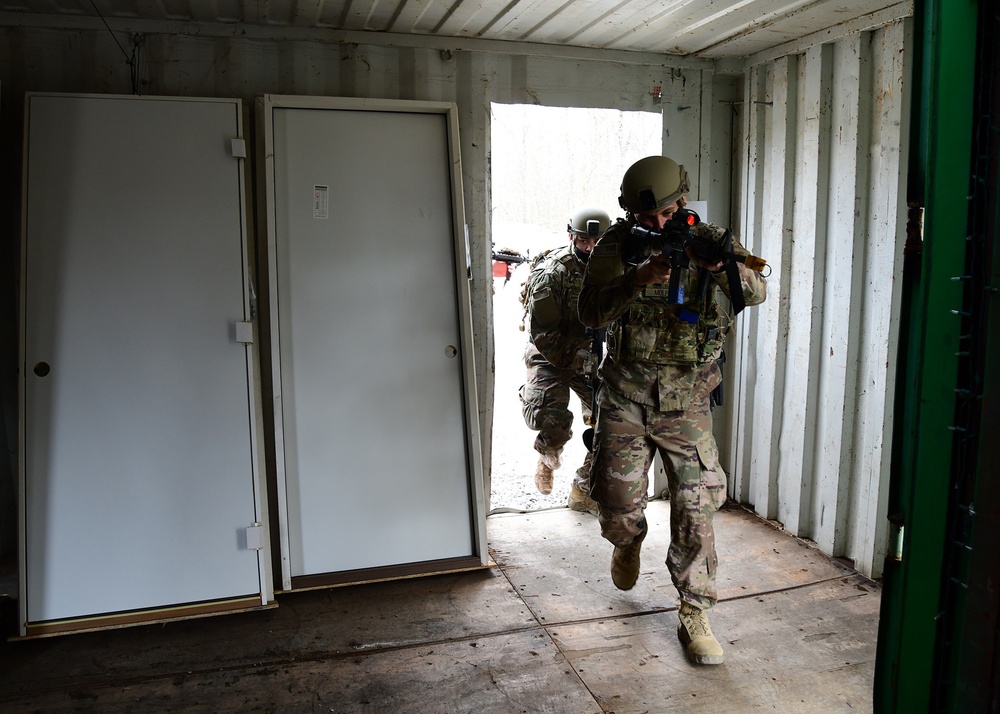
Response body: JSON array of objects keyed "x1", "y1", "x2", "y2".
[{"x1": 489, "y1": 103, "x2": 661, "y2": 513}]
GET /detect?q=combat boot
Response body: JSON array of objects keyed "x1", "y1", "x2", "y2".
[
  {"x1": 567, "y1": 483, "x2": 599, "y2": 515},
  {"x1": 534, "y1": 454, "x2": 559, "y2": 495},
  {"x1": 677, "y1": 601, "x2": 725, "y2": 665},
  {"x1": 610, "y1": 536, "x2": 643, "y2": 590},
  {"x1": 534, "y1": 461, "x2": 554, "y2": 495}
]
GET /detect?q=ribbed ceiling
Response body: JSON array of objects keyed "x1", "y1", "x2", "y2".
[{"x1": 0, "y1": 1, "x2": 910, "y2": 58}]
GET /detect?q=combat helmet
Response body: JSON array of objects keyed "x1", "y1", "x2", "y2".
[
  {"x1": 567, "y1": 207, "x2": 611, "y2": 239},
  {"x1": 618, "y1": 156, "x2": 690, "y2": 214}
]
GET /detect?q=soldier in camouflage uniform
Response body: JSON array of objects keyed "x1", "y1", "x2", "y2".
[
  {"x1": 578, "y1": 156, "x2": 767, "y2": 666},
  {"x1": 520, "y1": 208, "x2": 611, "y2": 514}
]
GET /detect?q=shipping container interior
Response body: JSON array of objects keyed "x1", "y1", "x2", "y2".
[{"x1": 0, "y1": 1, "x2": 996, "y2": 711}]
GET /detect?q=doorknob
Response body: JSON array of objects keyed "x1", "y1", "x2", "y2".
[{"x1": 33, "y1": 362, "x2": 50, "y2": 377}]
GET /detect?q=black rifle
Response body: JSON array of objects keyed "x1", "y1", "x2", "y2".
[
  {"x1": 623, "y1": 209, "x2": 766, "y2": 269},
  {"x1": 492, "y1": 249, "x2": 529, "y2": 266},
  {"x1": 624, "y1": 208, "x2": 767, "y2": 315},
  {"x1": 492, "y1": 248, "x2": 529, "y2": 283},
  {"x1": 581, "y1": 326, "x2": 606, "y2": 452}
]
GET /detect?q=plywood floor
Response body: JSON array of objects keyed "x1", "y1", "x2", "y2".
[{"x1": 0, "y1": 501, "x2": 879, "y2": 713}]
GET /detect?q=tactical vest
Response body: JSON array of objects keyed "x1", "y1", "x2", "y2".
[
  {"x1": 525, "y1": 247, "x2": 588, "y2": 339},
  {"x1": 605, "y1": 231, "x2": 733, "y2": 367},
  {"x1": 518, "y1": 247, "x2": 556, "y2": 329}
]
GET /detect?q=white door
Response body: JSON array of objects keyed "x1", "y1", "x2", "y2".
[
  {"x1": 263, "y1": 98, "x2": 483, "y2": 585},
  {"x1": 21, "y1": 94, "x2": 265, "y2": 631}
]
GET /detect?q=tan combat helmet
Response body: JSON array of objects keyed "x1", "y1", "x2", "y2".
[
  {"x1": 567, "y1": 207, "x2": 611, "y2": 238},
  {"x1": 618, "y1": 156, "x2": 690, "y2": 214}
]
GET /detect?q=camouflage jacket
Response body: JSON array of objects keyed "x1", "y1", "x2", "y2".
[
  {"x1": 525, "y1": 244, "x2": 596, "y2": 373},
  {"x1": 578, "y1": 218, "x2": 767, "y2": 412}
]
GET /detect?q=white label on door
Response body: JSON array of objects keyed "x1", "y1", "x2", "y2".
[{"x1": 313, "y1": 185, "x2": 329, "y2": 219}]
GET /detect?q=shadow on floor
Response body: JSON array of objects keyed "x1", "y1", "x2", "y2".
[{"x1": 0, "y1": 501, "x2": 879, "y2": 713}]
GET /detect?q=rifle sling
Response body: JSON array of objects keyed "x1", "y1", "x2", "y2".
[{"x1": 725, "y1": 260, "x2": 745, "y2": 315}]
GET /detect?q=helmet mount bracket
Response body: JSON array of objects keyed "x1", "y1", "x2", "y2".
[{"x1": 638, "y1": 187, "x2": 658, "y2": 212}]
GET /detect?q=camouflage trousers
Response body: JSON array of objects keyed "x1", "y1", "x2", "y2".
[
  {"x1": 590, "y1": 383, "x2": 727, "y2": 608},
  {"x1": 519, "y1": 361, "x2": 595, "y2": 492}
]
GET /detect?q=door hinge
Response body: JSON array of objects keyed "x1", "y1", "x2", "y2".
[
  {"x1": 235, "y1": 321, "x2": 253, "y2": 343},
  {"x1": 245, "y1": 523, "x2": 264, "y2": 551}
]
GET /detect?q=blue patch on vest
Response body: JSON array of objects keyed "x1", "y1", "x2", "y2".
[{"x1": 679, "y1": 308, "x2": 699, "y2": 324}]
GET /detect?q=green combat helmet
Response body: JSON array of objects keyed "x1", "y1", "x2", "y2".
[
  {"x1": 567, "y1": 207, "x2": 611, "y2": 239},
  {"x1": 618, "y1": 156, "x2": 690, "y2": 214}
]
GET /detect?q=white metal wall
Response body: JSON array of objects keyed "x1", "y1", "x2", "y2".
[{"x1": 729, "y1": 18, "x2": 913, "y2": 579}]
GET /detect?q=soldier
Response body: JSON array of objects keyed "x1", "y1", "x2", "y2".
[
  {"x1": 520, "y1": 208, "x2": 611, "y2": 514},
  {"x1": 578, "y1": 156, "x2": 767, "y2": 665}
]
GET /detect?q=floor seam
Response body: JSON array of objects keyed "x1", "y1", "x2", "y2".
[
  {"x1": 487, "y1": 570, "x2": 876, "y2": 633},
  {"x1": 490, "y1": 545, "x2": 609, "y2": 713}
]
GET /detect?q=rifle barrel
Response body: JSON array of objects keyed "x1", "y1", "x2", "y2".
[{"x1": 492, "y1": 251, "x2": 528, "y2": 264}]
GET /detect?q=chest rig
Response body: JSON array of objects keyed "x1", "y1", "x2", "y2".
[{"x1": 609, "y1": 270, "x2": 732, "y2": 366}]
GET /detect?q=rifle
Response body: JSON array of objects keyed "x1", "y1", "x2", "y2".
[
  {"x1": 581, "y1": 326, "x2": 606, "y2": 452},
  {"x1": 624, "y1": 208, "x2": 768, "y2": 316},
  {"x1": 492, "y1": 248, "x2": 529, "y2": 283}
]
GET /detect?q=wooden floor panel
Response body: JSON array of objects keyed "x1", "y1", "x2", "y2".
[
  {"x1": 0, "y1": 500, "x2": 878, "y2": 713},
  {"x1": 549, "y1": 575, "x2": 879, "y2": 713},
  {"x1": 487, "y1": 501, "x2": 856, "y2": 624}
]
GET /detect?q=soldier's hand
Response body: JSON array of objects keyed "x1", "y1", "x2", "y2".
[
  {"x1": 685, "y1": 245, "x2": 723, "y2": 272},
  {"x1": 635, "y1": 255, "x2": 672, "y2": 285}
]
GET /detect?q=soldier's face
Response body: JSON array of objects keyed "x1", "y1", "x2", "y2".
[
  {"x1": 571, "y1": 234, "x2": 599, "y2": 255},
  {"x1": 635, "y1": 201, "x2": 680, "y2": 230}
]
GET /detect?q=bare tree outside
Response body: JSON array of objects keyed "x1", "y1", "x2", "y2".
[{"x1": 490, "y1": 104, "x2": 661, "y2": 512}]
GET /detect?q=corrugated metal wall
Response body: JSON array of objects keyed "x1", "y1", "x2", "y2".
[{"x1": 727, "y1": 17, "x2": 913, "y2": 578}]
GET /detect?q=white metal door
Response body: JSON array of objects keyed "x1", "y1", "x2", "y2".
[
  {"x1": 20, "y1": 94, "x2": 265, "y2": 630},
  {"x1": 264, "y1": 98, "x2": 483, "y2": 583}
]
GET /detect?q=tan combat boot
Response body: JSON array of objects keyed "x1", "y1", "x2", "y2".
[
  {"x1": 534, "y1": 460, "x2": 554, "y2": 495},
  {"x1": 677, "y1": 601, "x2": 725, "y2": 665},
  {"x1": 610, "y1": 537, "x2": 643, "y2": 590},
  {"x1": 567, "y1": 483, "x2": 599, "y2": 515}
]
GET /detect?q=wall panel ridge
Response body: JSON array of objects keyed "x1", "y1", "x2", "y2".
[
  {"x1": 781, "y1": 42, "x2": 834, "y2": 538},
  {"x1": 732, "y1": 63, "x2": 769, "y2": 505},
  {"x1": 749, "y1": 53, "x2": 796, "y2": 522},
  {"x1": 846, "y1": 17, "x2": 912, "y2": 579}
]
